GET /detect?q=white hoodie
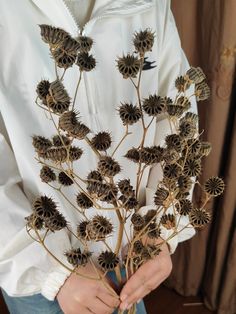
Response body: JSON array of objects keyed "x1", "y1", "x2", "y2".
[{"x1": 0, "y1": 0, "x2": 196, "y2": 301}]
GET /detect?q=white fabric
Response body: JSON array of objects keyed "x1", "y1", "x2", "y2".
[
  {"x1": 64, "y1": 0, "x2": 95, "y2": 29},
  {"x1": 0, "y1": 0, "x2": 197, "y2": 301}
]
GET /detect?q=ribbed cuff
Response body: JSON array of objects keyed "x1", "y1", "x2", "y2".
[{"x1": 41, "y1": 265, "x2": 71, "y2": 301}]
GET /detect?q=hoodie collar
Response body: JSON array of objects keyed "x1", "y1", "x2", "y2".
[{"x1": 31, "y1": 0, "x2": 154, "y2": 34}]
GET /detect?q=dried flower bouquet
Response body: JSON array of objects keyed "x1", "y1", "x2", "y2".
[{"x1": 25, "y1": 25, "x2": 225, "y2": 313}]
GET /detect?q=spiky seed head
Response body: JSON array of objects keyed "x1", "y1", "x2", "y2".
[
  {"x1": 124, "y1": 148, "x2": 140, "y2": 163},
  {"x1": 32, "y1": 135, "x2": 52, "y2": 153},
  {"x1": 195, "y1": 81, "x2": 211, "y2": 101},
  {"x1": 76, "y1": 52, "x2": 96, "y2": 71},
  {"x1": 154, "y1": 187, "x2": 169, "y2": 206},
  {"x1": 58, "y1": 171, "x2": 74, "y2": 186},
  {"x1": 39, "y1": 24, "x2": 69, "y2": 47},
  {"x1": 33, "y1": 195, "x2": 58, "y2": 219},
  {"x1": 116, "y1": 54, "x2": 140, "y2": 79},
  {"x1": 163, "y1": 163, "x2": 182, "y2": 180},
  {"x1": 44, "y1": 212, "x2": 67, "y2": 232},
  {"x1": 175, "y1": 76, "x2": 190, "y2": 92},
  {"x1": 133, "y1": 28, "x2": 155, "y2": 54},
  {"x1": 98, "y1": 251, "x2": 119, "y2": 271},
  {"x1": 142, "y1": 95, "x2": 165, "y2": 117},
  {"x1": 76, "y1": 192, "x2": 93, "y2": 209},
  {"x1": 52, "y1": 135, "x2": 71, "y2": 147},
  {"x1": 160, "y1": 214, "x2": 176, "y2": 229},
  {"x1": 98, "y1": 156, "x2": 121, "y2": 177},
  {"x1": 36, "y1": 80, "x2": 50, "y2": 100},
  {"x1": 186, "y1": 67, "x2": 206, "y2": 84},
  {"x1": 91, "y1": 132, "x2": 112, "y2": 151},
  {"x1": 204, "y1": 177, "x2": 225, "y2": 197},
  {"x1": 40, "y1": 166, "x2": 56, "y2": 183},
  {"x1": 78, "y1": 36, "x2": 93, "y2": 52},
  {"x1": 140, "y1": 146, "x2": 164, "y2": 165},
  {"x1": 25, "y1": 213, "x2": 44, "y2": 230},
  {"x1": 118, "y1": 103, "x2": 142, "y2": 125},
  {"x1": 65, "y1": 248, "x2": 92, "y2": 267},
  {"x1": 189, "y1": 208, "x2": 211, "y2": 228},
  {"x1": 176, "y1": 199, "x2": 193, "y2": 215},
  {"x1": 183, "y1": 159, "x2": 202, "y2": 177}
]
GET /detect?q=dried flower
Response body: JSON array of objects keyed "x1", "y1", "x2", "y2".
[
  {"x1": 147, "y1": 223, "x2": 161, "y2": 239},
  {"x1": 160, "y1": 214, "x2": 176, "y2": 229},
  {"x1": 98, "y1": 251, "x2": 119, "y2": 271},
  {"x1": 78, "y1": 36, "x2": 93, "y2": 52},
  {"x1": 167, "y1": 105, "x2": 185, "y2": 118},
  {"x1": 186, "y1": 67, "x2": 206, "y2": 84},
  {"x1": 179, "y1": 120, "x2": 196, "y2": 139},
  {"x1": 87, "y1": 170, "x2": 103, "y2": 183},
  {"x1": 181, "y1": 112, "x2": 199, "y2": 125},
  {"x1": 59, "y1": 110, "x2": 90, "y2": 139},
  {"x1": 68, "y1": 146, "x2": 83, "y2": 161},
  {"x1": 124, "y1": 148, "x2": 140, "y2": 163},
  {"x1": 62, "y1": 36, "x2": 81, "y2": 54},
  {"x1": 142, "y1": 95, "x2": 165, "y2": 116},
  {"x1": 195, "y1": 81, "x2": 211, "y2": 101},
  {"x1": 163, "y1": 148, "x2": 179, "y2": 164},
  {"x1": 33, "y1": 195, "x2": 58, "y2": 219},
  {"x1": 52, "y1": 135, "x2": 71, "y2": 147},
  {"x1": 165, "y1": 134, "x2": 183, "y2": 153},
  {"x1": 39, "y1": 24, "x2": 69, "y2": 47},
  {"x1": 77, "y1": 220, "x2": 90, "y2": 240},
  {"x1": 51, "y1": 48, "x2": 77, "y2": 69},
  {"x1": 189, "y1": 208, "x2": 211, "y2": 228},
  {"x1": 32, "y1": 135, "x2": 52, "y2": 153},
  {"x1": 144, "y1": 210, "x2": 157, "y2": 224},
  {"x1": 44, "y1": 212, "x2": 67, "y2": 231},
  {"x1": 176, "y1": 199, "x2": 193, "y2": 215},
  {"x1": 47, "y1": 80, "x2": 71, "y2": 114},
  {"x1": 45, "y1": 147, "x2": 68, "y2": 162},
  {"x1": 140, "y1": 146, "x2": 164, "y2": 164},
  {"x1": 65, "y1": 248, "x2": 92, "y2": 267},
  {"x1": 154, "y1": 187, "x2": 169, "y2": 206},
  {"x1": 175, "y1": 76, "x2": 190, "y2": 92},
  {"x1": 91, "y1": 132, "x2": 112, "y2": 151},
  {"x1": 187, "y1": 139, "x2": 202, "y2": 156},
  {"x1": 133, "y1": 29, "x2": 155, "y2": 54},
  {"x1": 76, "y1": 52, "x2": 96, "y2": 71},
  {"x1": 100, "y1": 184, "x2": 118, "y2": 204},
  {"x1": 118, "y1": 179, "x2": 134, "y2": 197},
  {"x1": 40, "y1": 166, "x2": 56, "y2": 183},
  {"x1": 98, "y1": 156, "x2": 121, "y2": 177},
  {"x1": 90, "y1": 215, "x2": 113, "y2": 239},
  {"x1": 177, "y1": 175, "x2": 192, "y2": 192},
  {"x1": 119, "y1": 195, "x2": 139, "y2": 210},
  {"x1": 200, "y1": 142, "x2": 212, "y2": 156},
  {"x1": 133, "y1": 240, "x2": 144, "y2": 254},
  {"x1": 204, "y1": 177, "x2": 225, "y2": 197},
  {"x1": 58, "y1": 171, "x2": 74, "y2": 186},
  {"x1": 176, "y1": 96, "x2": 191, "y2": 111},
  {"x1": 36, "y1": 80, "x2": 50, "y2": 100},
  {"x1": 163, "y1": 163, "x2": 182, "y2": 179},
  {"x1": 131, "y1": 213, "x2": 145, "y2": 231},
  {"x1": 76, "y1": 192, "x2": 93, "y2": 209},
  {"x1": 117, "y1": 54, "x2": 140, "y2": 79},
  {"x1": 183, "y1": 159, "x2": 201, "y2": 177},
  {"x1": 25, "y1": 213, "x2": 44, "y2": 230},
  {"x1": 118, "y1": 103, "x2": 142, "y2": 125},
  {"x1": 87, "y1": 181, "x2": 111, "y2": 199}
]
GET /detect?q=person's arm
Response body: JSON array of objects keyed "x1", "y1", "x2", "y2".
[
  {"x1": 0, "y1": 104, "x2": 72, "y2": 301},
  {"x1": 120, "y1": 1, "x2": 197, "y2": 309}
]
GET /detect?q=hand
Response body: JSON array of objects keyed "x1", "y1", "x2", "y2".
[
  {"x1": 57, "y1": 262, "x2": 120, "y2": 314},
  {"x1": 119, "y1": 242, "x2": 172, "y2": 311}
]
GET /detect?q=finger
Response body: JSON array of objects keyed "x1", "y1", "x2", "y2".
[
  {"x1": 88, "y1": 297, "x2": 113, "y2": 314},
  {"x1": 120, "y1": 272, "x2": 165, "y2": 310},
  {"x1": 97, "y1": 292, "x2": 120, "y2": 309}
]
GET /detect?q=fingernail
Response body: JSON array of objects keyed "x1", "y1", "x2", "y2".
[
  {"x1": 137, "y1": 299, "x2": 141, "y2": 303},
  {"x1": 120, "y1": 294, "x2": 127, "y2": 302}
]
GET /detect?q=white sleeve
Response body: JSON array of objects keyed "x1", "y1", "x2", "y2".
[
  {"x1": 142, "y1": 1, "x2": 197, "y2": 254},
  {"x1": 0, "y1": 108, "x2": 71, "y2": 300}
]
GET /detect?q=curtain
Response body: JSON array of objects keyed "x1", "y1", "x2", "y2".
[{"x1": 165, "y1": 1, "x2": 236, "y2": 313}]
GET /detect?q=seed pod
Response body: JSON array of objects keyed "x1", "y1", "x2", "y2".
[{"x1": 116, "y1": 54, "x2": 140, "y2": 79}]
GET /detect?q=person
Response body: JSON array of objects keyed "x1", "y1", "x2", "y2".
[{"x1": 0, "y1": 0, "x2": 197, "y2": 313}]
